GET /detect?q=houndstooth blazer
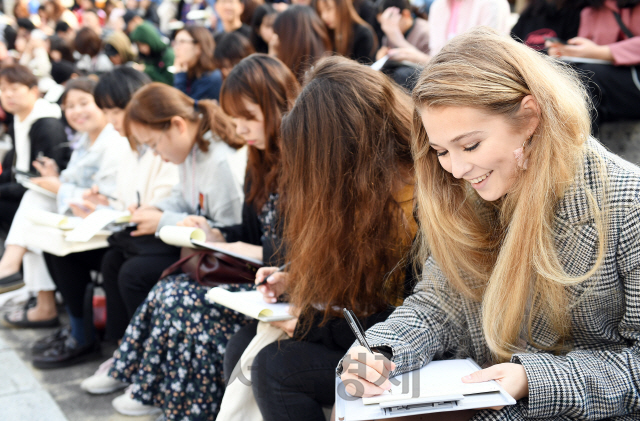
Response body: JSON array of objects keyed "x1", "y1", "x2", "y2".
[{"x1": 350, "y1": 139, "x2": 640, "y2": 420}]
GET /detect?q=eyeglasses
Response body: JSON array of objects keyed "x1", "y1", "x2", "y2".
[{"x1": 172, "y1": 38, "x2": 197, "y2": 46}]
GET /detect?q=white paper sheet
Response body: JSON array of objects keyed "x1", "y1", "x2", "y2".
[
  {"x1": 336, "y1": 359, "x2": 515, "y2": 421},
  {"x1": 65, "y1": 209, "x2": 130, "y2": 242}
]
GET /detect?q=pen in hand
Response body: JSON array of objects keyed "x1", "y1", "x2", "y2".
[
  {"x1": 344, "y1": 308, "x2": 373, "y2": 353},
  {"x1": 256, "y1": 262, "x2": 290, "y2": 287}
]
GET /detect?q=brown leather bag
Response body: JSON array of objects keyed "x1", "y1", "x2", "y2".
[{"x1": 160, "y1": 247, "x2": 261, "y2": 286}]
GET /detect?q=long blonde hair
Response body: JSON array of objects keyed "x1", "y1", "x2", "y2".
[{"x1": 412, "y1": 28, "x2": 607, "y2": 362}]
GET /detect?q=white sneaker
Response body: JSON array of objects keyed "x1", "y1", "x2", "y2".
[
  {"x1": 112, "y1": 385, "x2": 162, "y2": 416},
  {"x1": 80, "y1": 357, "x2": 128, "y2": 394}
]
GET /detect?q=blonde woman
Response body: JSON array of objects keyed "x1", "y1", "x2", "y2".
[{"x1": 339, "y1": 27, "x2": 640, "y2": 420}]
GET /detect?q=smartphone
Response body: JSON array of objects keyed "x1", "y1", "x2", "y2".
[
  {"x1": 13, "y1": 169, "x2": 39, "y2": 178},
  {"x1": 544, "y1": 36, "x2": 567, "y2": 45}
]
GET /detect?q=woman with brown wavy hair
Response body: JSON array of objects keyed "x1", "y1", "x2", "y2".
[
  {"x1": 313, "y1": 0, "x2": 377, "y2": 62},
  {"x1": 271, "y1": 5, "x2": 331, "y2": 81},
  {"x1": 224, "y1": 55, "x2": 418, "y2": 421},
  {"x1": 172, "y1": 26, "x2": 224, "y2": 101}
]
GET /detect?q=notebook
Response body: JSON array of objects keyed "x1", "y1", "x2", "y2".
[
  {"x1": 335, "y1": 359, "x2": 516, "y2": 420},
  {"x1": 17, "y1": 176, "x2": 57, "y2": 198},
  {"x1": 158, "y1": 226, "x2": 264, "y2": 266},
  {"x1": 205, "y1": 288, "x2": 293, "y2": 322}
]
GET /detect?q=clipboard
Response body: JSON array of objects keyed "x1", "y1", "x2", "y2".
[{"x1": 335, "y1": 358, "x2": 516, "y2": 420}]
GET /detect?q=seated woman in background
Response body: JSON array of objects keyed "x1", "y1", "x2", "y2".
[
  {"x1": 341, "y1": 27, "x2": 640, "y2": 421},
  {"x1": 313, "y1": 0, "x2": 377, "y2": 63},
  {"x1": 213, "y1": 32, "x2": 256, "y2": 78},
  {"x1": 173, "y1": 26, "x2": 224, "y2": 102},
  {"x1": 547, "y1": 0, "x2": 640, "y2": 131},
  {"x1": 250, "y1": 3, "x2": 278, "y2": 53},
  {"x1": 386, "y1": 0, "x2": 510, "y2": 64},
  {"x1": 271, "y1": 5, "x2": 331, "y2": 81},
  {"x1": 89, "y1": 54, "x2": 299, "y2": 421},
  {"x1": 30, "y1": 67, "x2": 178, "y2": 369},
  {"x1": 224, "y1": 56, "x2": 418, "y2": 421},
  {"x1": 2, "y1": 77, "x2": 131, "y2": 328},
  {"x1": 511, "y1": 0, "x2": 584, "y2": 51}
]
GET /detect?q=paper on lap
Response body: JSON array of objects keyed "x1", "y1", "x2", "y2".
[
  {"x1": 27, "y1": 209, "x2": 81, "y2": 230},
  {"x1": 206, "y1": 288, "x2": 293, "y2": 322},
  {"x1": 65, "y1": 209, "x2": 131, "y2": 242}
]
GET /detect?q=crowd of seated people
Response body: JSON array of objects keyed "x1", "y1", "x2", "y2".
[{"x1": 0, "y1": 0, "x2": 638, "y2": 420}]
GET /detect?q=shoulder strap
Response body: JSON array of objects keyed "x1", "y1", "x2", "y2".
[{"x1": 613, "y1": 10, "x2": 635, "y2": 39}]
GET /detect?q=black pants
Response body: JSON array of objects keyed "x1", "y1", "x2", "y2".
[
  {"x1": 0, "y1": 198, "x2": 20, "y2": 233},
  {"x1": 573, "y1": 62, "x2": 640, "y2": 131},
  {"x1": 45, "y1": 246, "x2": 179, "y2": 341},
  {"x1": 225, "y1": 321, "x2": 344, "y2": 421},
  {"x1": 100, "y1": 248, "x2": 179, "y2": 340}
]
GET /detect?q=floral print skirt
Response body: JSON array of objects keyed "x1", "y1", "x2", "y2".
[{"x1": 108, "y1": 273, "x2": 253, "y2": 420}]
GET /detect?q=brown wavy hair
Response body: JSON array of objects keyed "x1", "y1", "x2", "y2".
[
  {"x1": 273, "y1": 5, "x2": 331, "y2": 82},
  {"x1": 124, "y1": 82, "x2": 243, "y2": 152},
  {"x1": 177, "y1": 26, "x2": 217, "y2": 80},
  {"x1": 220, "y1": 54, "x2": 300, "y2": 209},
  {"x1": 280, "y1": 56, "x2": 414, "y2": 327}
]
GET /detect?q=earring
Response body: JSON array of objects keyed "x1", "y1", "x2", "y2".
[{"x1": 513, "y1": 134, "x2": 533, "y2": 170}]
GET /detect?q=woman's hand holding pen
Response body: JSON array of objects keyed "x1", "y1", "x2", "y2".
[
  {"x1": 82, "y1": 185, "x2": 110, "y2": 206},
  {"x1": 129, "y1": 205, "x2": 163, "y2": 237},
  {"x1": 32, "y1": 156, "x2": 59, "y2": 177},
  {"x1": 340, "y1": 346, "x2": 395, "y2": 397},
  {"x1": 461, "y1": 363, "x2": 529, "y2": 409},
  {"x1": 255, "y1": 266, "x2": 287, "y2": 304},
  {"x1": 177, "y1": 216, "x2": 226, "y2": 242}
]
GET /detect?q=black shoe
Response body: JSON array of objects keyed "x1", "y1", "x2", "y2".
[
  {"x1": 0, "y1": 272, "x2": 23, "y2": 294},
  {"x1": 32, "y1": 336, "x2": 100, "y2": 369},
  {"x1": 32, "y1": 326, "x2": 71, "y2": 354},
  {"x1": 2, "y1": 308, "x2": 60, "y2": 329}
]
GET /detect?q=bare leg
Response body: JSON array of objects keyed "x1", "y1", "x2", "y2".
[
  {"x1": 6, "y1": 290, "x2": 57, "y2": 322},
  {"x1": 27, "y1": 290, "x2": 58, "y2": 320},
  {"x1": 0, "y1": 245, "x2": 26, "y2": 278}
]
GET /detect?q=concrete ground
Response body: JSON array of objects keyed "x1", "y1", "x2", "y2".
[
  {"x1": 0, "y1": 292, "x2": 157, "y2": 421},
  {"x1": 0, "y1": 121, "x2": 638, "y2": 421}
]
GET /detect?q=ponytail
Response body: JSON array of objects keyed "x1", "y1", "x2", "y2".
[
  {"x1": 193, "y1": 99, "x2": 244, "y2": 151},
  {"x1": 125, "y1": 83, "x2": 244, "y2": 151}
]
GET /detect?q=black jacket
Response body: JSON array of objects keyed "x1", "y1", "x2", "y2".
[{"x1": 0, "y1": 117, "x2": 69, "y2": 200}]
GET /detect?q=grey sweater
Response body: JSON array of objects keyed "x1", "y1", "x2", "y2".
[{"x1": 155, "y1": 135, "x2": 245, "y2": 230}]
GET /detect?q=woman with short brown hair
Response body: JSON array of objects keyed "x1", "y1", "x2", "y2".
[{"x1": 173, "y1": 26, "x2": 224, "y2": 101}]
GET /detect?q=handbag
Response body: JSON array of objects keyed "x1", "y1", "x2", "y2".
[{"x1": 160, "y1": 246, "x2": 261, "y2": 286}]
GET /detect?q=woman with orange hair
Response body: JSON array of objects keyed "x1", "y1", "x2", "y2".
[{"x1": 224, "y1": 55, "x2": 418, "y2": 421}]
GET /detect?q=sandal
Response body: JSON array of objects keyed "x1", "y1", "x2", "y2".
[{"x1": 2, "y1": 308, "x2": 60, "y2": 329}]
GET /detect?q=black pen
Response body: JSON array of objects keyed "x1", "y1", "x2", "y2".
[
  {"x1": 136, "y1": 191, "x2": 141, "y2": 208},
  {"x1": 196, "y1": 204, "x2": 202, "y2": 216},
  {"x1": 343, "y1": 308, "x2": 373, "y2": 353},
  {"x1": 256, "y1": 262, "x2": 290, "y2": 287}
]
